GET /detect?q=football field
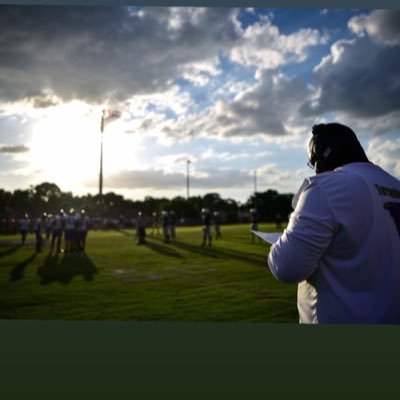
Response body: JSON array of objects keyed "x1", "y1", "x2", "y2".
[{"x1": 0, "y1": 224, "x2": 298, "y2": 323}]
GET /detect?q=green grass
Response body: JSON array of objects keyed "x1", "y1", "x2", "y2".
[{"x1": 0, "y1": 224, "x2": 298, "y2": 323}]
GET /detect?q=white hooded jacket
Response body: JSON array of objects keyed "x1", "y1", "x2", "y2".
[{"x1": 268, "y1": 162, "x2": 400, "y2": 324}]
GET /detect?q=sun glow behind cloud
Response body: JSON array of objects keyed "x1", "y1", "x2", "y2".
[
  {"x1": 27, "y1": 104, "x2": 100, "y2": 188},
  {"x1": 17, "y1": 102, "x2": 145, "y2": 194}
]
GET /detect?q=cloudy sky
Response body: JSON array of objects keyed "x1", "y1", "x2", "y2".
[{"x1": 0, "y1": 6, "x2": 399, "y2": 203}]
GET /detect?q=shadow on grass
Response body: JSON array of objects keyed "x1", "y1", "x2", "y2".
[
  {"x1": 118, "y1": 229, "x2": 135, "y2": 238},
  {"x1": 145, "y1": 239, "x2": 184, "y2": 259},
  {"x1": 37, "y1": 252, "x2": 99, "y2": 285},
  {"x1": 1, "y1": 244, "x2": 22, "y2": 258},
  {"x1": 149, "y1": 236, "x2": 264, "y2": 265},
  {"x1": 10, "y1": 252, "x2": 38, "y2": 282},
  {"x1": 171, "y1": 240, "x2": 220, "y2": 259},
  {"x1": 220, "y1": 247, "x2": 267, "y2": 266},
  {"x1": 118, "y1": 229, "x2": 164, "y2": 242}
]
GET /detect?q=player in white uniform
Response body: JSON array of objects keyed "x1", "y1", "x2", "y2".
[
  {"x1": 150, "y1": 212, "x2": 160, "y2": 235},
  {"x1": 64, "y1": 208, "x2": 78, "y2": 254},
  {"x1": 135, "y1": 211, "x2": 146, "y2": 245},
  {"x1": 213, "y1": 211, "x2": 222, "y2": 239},
  {"x1": 201, "y1": 208, "x2": 212, "y2": 247},
  {"x1": 51, "y1": 209, "x2": 65, "y2": 253},
  {"x1": 77, "y1": 209, "x2": 90, "y2": 252},
  {"x1": 161, "y1": 211, "x2": 170, "y2": 243},
  {"x1": 45, "y1": 213, "x2": 53, "y2": 241},
  {"x1": 267, "y1": 123, "x2": 400, "y2": 324},
  {"x1": 19, "y1": 214, "x2": 30, "y2": 245},
  {"x1": 169, "y1": 211, "x2": 177, "y2": 242},
  {"x1": 34, "y1": 213, "x2": 47, "y2": 252}
]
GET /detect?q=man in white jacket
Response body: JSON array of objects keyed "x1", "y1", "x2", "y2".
[{"x1": 268, "y1": 123, "x2": 400, "y2": 324}]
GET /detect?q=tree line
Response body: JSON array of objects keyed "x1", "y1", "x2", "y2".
[{"x1": 0, "y1": 182, "x2": 294, "y2": 232}]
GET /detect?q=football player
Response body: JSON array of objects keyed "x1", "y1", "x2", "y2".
[
  {"x1": 51, "y1": 209, "x2": 65, "y2": 253},
  {"x1": 19, "y1": 213, "x2": 30, "y2": 245},
  {"x1": 64, "y1": 208, "x2": 78, "y2": 254},
  {"x1": 201, "y1": 208, "x2": 212, "y2": 247},
  {"x1": 34, "y1": 213, "x2": 47, "y2": 252},
  {"x1": 162, "y1": 211, "x2": 170, "y2": 243},
  {"x1": 77, "y1": 209, "x2": 90, "y2": 252},
  {"x1": 169, "y1": 211, "x2": 177, "y2": 242},
  {"x1": 213, "y1": 211, "x2": 222, "y2": 239},
  {"x1": 135, "y1": 211, "x2": 146, "y2": 245}
]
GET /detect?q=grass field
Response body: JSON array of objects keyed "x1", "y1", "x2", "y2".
[{"x1": 0, "y1": 223, "x2": 298, "y2": 323}]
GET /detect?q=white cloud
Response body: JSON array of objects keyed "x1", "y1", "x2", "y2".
[
  {"x1": 256, "y1": 163, "x2": 309, "y2": 194},
  {"x1": 179, "y1": 58, "x2": 222, "y2": 87},
  {"x1": 367, "y1": 137, "x2": 400, "y2": 177},
  {"x1": 188, "y1": 70, "x2": 312, "y2": 139},
  {"x1": 200, "y1": 148, "x2": 271, "y2": 162},
  {"x1": 88, "y1": 166, "x2": 257, "y2": 193},
  {"x1": 229, "y1": 13, "x2": 327, "y2": 73}
]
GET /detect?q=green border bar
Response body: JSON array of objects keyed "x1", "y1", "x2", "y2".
[{"x1": 1, "y1": 320, "x2": 400, "y2": 396}]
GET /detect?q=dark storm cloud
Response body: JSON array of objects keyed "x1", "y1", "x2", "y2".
[
  {"x1": 0, "y1": 144, "x2": 29, "y2": 153},
  {"x1": 31, "y1": 95, "x2": 60, "y2": 108},
  {"x1": 349, "y1": 10, "x2": 400, "y2": 46},
  {"x1": 0, "y1": 6, "x2": 240, "y2": 105},
  {"x1": 300, "y1": 10, "x2": 400, "y2": 119},
  {"x1": 370, "y1": 10, "x2": 400, "y2": 45}
]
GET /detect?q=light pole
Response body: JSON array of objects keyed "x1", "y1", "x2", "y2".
[
  {"x1": 186, "y1": 159, "x2": 191, "y2": 199},
  {"x1": 98, "y1": 108, "x2": 121, "y2": 198},
  {"x1": 99, "y1": 110, "x2": 105, "y2": 198},
  {"x1": 254, "y1": 169, "x2": 258, "y2": 210}
]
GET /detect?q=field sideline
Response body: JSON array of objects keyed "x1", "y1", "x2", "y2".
[{"x1": 0, "y1": 223, "x2": 298, "y2": 323}]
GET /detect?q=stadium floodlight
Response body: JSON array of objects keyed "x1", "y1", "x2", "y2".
[
  {"x1": 254, "y1": 170, "x2": 258, "y2": 210},
  {"x1": 99, "y1": 108, "x2": 121, "y2": 197},
  {"x1": 186, "y1": 159, "x2": 191, "y2": 199}
]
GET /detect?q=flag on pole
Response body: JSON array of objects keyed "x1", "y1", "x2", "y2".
[
  {"x1": 103, "y1": 108, "x2": 121, "y2": 120},
  {"x1": 101, "y1": 108, "x2": 121, "y2": 132}
]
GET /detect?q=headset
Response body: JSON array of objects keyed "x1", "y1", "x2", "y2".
[{"x1": 307, "y1": 123, "x2": 369, "y2": 174}]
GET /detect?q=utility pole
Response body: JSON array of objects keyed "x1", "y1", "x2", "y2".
[
  {"x1": 99, "y1": 110, "x2": 105, "y2": 198},
  {"x1": 186, "y1": 159, "x2": 191, "y2": 199},
  {"x1": 98, "y1": 108, "x2": 120, "y2": 198},
  {"x1": 254, "y1": 169, "x2": 258, "y2": 210}
]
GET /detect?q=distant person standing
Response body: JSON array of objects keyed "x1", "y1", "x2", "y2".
[
  {"x1": 169, "y1": 211, "x2": 177, "y2": 241},
  {"x1": 45, "y1": 213, "x2": 53, "y2": 241},
  {"x1": 213, "y1": 211, "x2": 222, "y2": 239},
  {"x1": 19, "y1": 213, "x2": 30, "y2": 245},
  {"x1": 201, "y1": 208, "x2": 212, "y2": 247},
  {"x1": 64, "y1": 208, "x2": 77, "y2": 253},
  {"x1": 162, "y1": 211, "x2": 170, "y2": 243},
  {"x1": 34, "y1": 213, "x2": 47, "y2": 252},
  {"x1": 150, "y1": 212, "x2": 160, "y2": 235},
  {"x1": 249, "y1": 208, "x2": 260, "y2": 243},
  {"x1": 136, "y1": 211, "x2": 147, "y2": 245},
  {"x1": 77, "y1": 209, "x2": 90, "y2": 252},
  {"x1": 51, "y1": 209, "x2": 65, "y2": 253}
]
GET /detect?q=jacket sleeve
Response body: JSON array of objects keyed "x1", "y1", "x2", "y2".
[{"x1": 267, "y1": 179, "x2": 335, "y2": 283}]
